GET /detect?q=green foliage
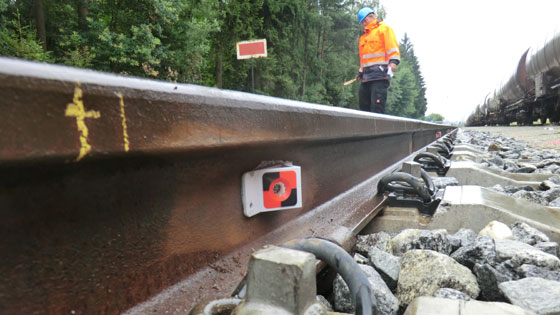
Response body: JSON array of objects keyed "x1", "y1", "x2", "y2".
[
  {"x1": 386, "y1": 33, "x2": 427, "y2": 118},
  {"x1": 424, "y1": 113, "x2": 445, "y2": 122},
  {"x1": 58, "y1": 31, "x2": 95, "y2": 68},
  {"x1": 0, "y1": 9, "x2": 52, "y2": 62},
  {"x1": 157, "y1": 0, "x2": 218, "y2": 83},
  {"x1": 95, "y1": 23, "x2": 162, "y2": 73},
  {"x1": 0, "y1": 0, "x2": 8, "y2": 12},
  {"x1": 386, "y1": 60, "x2": 416, "y2": 116},
  {"x1": 0, "y1": 0, "x2": 429, "y2": 115}
]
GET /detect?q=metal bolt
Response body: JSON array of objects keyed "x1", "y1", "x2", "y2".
[
  {"x1": 427, "y1": 146, "x2": 440, "y2": 156},
  {"x1": 233, "y1": 246, "x2": 326, "y2": 315},
  {"x1": 402, "y1": 161, "x2": 422, "y2": 178}
]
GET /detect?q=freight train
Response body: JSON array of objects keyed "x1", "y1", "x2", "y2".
[{"x1": 467, "y1": 31, "x2": 560, "y2": 126}]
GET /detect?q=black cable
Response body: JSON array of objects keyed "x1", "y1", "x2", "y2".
[{"x1": 282, "y1": 238, "x2": 376, "y2": 315}]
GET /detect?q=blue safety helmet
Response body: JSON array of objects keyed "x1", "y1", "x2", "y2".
[{"x1": 357, "y1": 7, "x2": 374, "y2": 23}]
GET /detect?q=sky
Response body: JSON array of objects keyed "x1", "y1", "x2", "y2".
[{"x1": 380, "y1": 0, "x2": 560, "y2": 123}]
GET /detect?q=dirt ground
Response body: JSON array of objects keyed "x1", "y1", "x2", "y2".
[{"x1": 464, "y1": 126, "x2": 560, "y2": 151}]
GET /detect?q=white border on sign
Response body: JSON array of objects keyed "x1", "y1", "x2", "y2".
[{"x1": 236, "y1": 39, "x2": 267, "y2": 60}]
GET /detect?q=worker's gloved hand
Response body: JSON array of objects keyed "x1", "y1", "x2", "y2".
[{"x1": 355, "y1": 71, "x2": 363, "y2": 81}]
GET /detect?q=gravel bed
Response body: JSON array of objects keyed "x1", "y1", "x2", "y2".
[
  {"x1": 321, "y1": 221, "x2": 560, "y2": 314},
  {"x1": 318, "y1": 128, "x2": 560, "y2": 314},
  {"x1": 465, "y1": 126, "x2": 560, "y2": 151},
  {"x1": 458, "y1": 129, "x2": 560, "y2": 207}
]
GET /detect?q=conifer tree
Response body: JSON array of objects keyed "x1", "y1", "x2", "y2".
[
  {"x1": 0, "y1": 0, "x2": 428, "y2": 114},
  {"x1": 398, "y1": 33, "x2": 427, "y2": 118}
]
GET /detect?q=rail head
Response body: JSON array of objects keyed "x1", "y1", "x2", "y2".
[{"x1": 0, "y1": 57, "x2": 451, "y2": 166}]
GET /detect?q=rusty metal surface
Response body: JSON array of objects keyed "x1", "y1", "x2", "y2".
[{"x1": 0, "y1": 57, "x2": 454, "y2": 314}]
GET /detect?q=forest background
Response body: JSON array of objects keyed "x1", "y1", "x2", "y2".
[{"x1": 0, "y1": 0, "x2": 434, "y2": 119}]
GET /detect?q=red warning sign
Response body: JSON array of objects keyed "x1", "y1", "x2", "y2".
[
  {"x1": 236, "y1": 39, "x2": 267, "y2": 60},
  {"x1": 262, "y1": 170, "x2": 297, "y2": 209}
]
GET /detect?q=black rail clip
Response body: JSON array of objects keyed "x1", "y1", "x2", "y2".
[
  {"x1": 413, "y1": 151, "x2": 450, "y2": 176},
  {"x1": 377, "y1": 170, "x2": 441, "y2": 216},
  {"x1": 385, "y1": 192, "x2": 441, "y2": 216}
]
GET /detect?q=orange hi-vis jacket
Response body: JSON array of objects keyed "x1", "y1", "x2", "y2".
[{"x1": 359, "y1": 19, "x2": 400, "y2": 79}]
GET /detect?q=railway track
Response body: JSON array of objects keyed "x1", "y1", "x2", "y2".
[{"x1": 0, "y1": 57, "x2": 453, "y2": 314}]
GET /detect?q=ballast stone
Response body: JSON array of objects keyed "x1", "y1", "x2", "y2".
[
  {"x1": 512, "y1": 190, "x2": 549, "y2": 206},
  {"x1": 432, "y1": 288, "x2": 472, "y2": 301},
  {"x1": 489, "y1": 178, "x2": 560, "y2": 207},
  {"x1": 549, "y1": 175, "x2": 560, "y2": 185},
  {"x1": 396, "y1": 250, "x2": 480, "y2": 307},
  {"x1": 473, "y1": 263, "x2": 515, "y2": 301},
  {"x1": 504, "y1": 160, "x2": 520, "y2": 172},
  {"x1": 514, "y1": 163, "x2": 537, "y2": 174},
  {"x1": 367, "y1": 247, "x2": 401, "y2": 290},
  {"x1": 550, "y1": 197, "x2": 560, "y2": 207},
  {"x1": 488, "y1": 142, "x2": 503, "y2": 152},
  {"x1": 479, "y1": 220, "x2": 513, "y2": 241},
  {"x1": 486, "y1": 155, "x2": 505, "y2": 168},
  {"x1": 542, "y1": 164, "x2": 560, "y2": 174},
  {"x1": 538, "y1": 160, "x2": 560, "y2": 169},
  {"x1": 500, "y1": 152, "x2": 521, "y2": 160},
  {"x1": 504, "y1": 185, "x2": 534, "y2": 194},
  {"x1": 511, "y1": 221, "x2": 550, "y2": 245},
  {"x1": 333, "y1": 264, "x2": 399, "y2": 315},
  {"x1": 541, "y1": 151, "x2": 560, "y2": 160},
  {"x1": 540, "y1": 176, "x2": 560, "y2": 190},
  {"x1": 499, "y1": 277, "x2": 560, "y2": 315},
  {"x1": 542, "y1": 187, "x2": 560, "y2": 202},
  {"x1": 403, "y1": 297, "x2": 535, "y2": 315},
  {"x1": 391, "y1": 229, "x2": 452, "y2": 256},
  {"x1": 492, "y1": 184, "x2": 506, "y2": 193},
  {"x1": 518, "y1": 264, "x2": 560, "y2": 281},
  {"x1": 447, "y1": 228, "x2": 477, "y2": 253},
  {"x1": 355, "y1": 231, "x2": 393, "y2": 256},
  {"x1": 534, "y1": 242, "x2": 559, "y2": 257},
  {"x1": 316, "y1": 295, "x2": 333, "y2": 312},
  {"x1": 431, "y1": 177, "x2": 459, "y2": 190},
  {"x1": 495, "y1": 239, "x2": 560, "y2": 270},
  {"x1": 451, "y1": 235, "x2": 497, "y2": 269}
]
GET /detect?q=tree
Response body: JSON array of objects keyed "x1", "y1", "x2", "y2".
[
  {"x1": 0, "y1": 3, "x2": 52, "y2": 62},
  {"x1": 0, "y1": 0, "x2": 430, "y2": 115},
  {"x1": 218, "y1": 0, "x2": 264, "y2": 91},
  {"x1": 385, "y1": 33, "x2": 427, "y2": 118},
  {"x1": 398, "y1": 33, "x2": 427, "y2": 118},
  {"x1": 77, "y1": 0, "x2": 88, "y2": 31},
  {"x1": 386, "y1": 60, "x2": 416, "y2": 117},
  {"x1": 424, "y1": 113, "x2": 445, "y2": 122},
  {"x1": 32, "y1": 0, "x2": 47, "y2": 50}
]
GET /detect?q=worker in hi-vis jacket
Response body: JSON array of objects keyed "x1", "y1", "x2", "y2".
[{"x1": 355, "y1": 7, "x2": 400, "y2": 114}]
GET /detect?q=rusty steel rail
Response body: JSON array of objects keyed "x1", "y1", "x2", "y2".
[{"x1": 0, "y1": 57, "x2": 454, "y2": 314}]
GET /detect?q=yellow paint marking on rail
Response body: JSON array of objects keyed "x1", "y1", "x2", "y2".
[
  {"x1": 117, "y1": 93, "x2": 130, "y2": 152},
  {"x1": 65, "y1": 83, "x2": 100, "y2": 161}
]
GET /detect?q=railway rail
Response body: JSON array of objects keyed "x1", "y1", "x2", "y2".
[{"x1": 0, "y1": 57, "x2": 453, "y2": 314}]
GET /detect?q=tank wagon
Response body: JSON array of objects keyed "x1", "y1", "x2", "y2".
[{"x1": 467, "y1": 30, "x2": 560, "y2": 126}]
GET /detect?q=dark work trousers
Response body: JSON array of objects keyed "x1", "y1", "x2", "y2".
[{"x1": 359, "y1": 80, "x2": 390, "y2": 113}]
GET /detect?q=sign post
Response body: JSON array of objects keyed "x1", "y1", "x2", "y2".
[{"x1": 236, "y1": 39, "x2": 267, "y2": 92}]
